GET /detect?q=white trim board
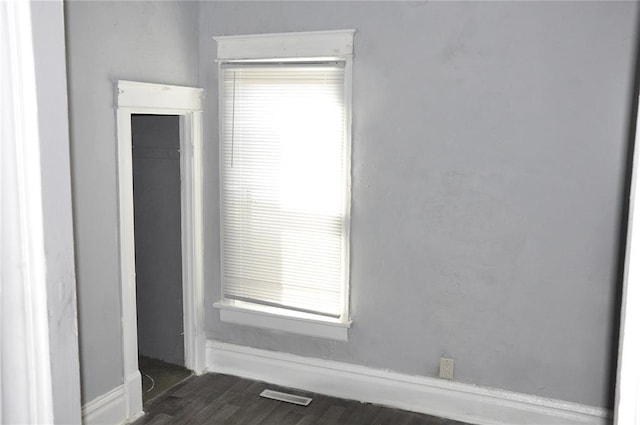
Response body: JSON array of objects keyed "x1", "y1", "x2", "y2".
[
  {"x1": 81, "y1": 385, "x2": 127, "y2": 425},
  {"x1": 614, "y1": 91, "x2": 640, "y2": 424},
  {"x1": 81, "y1": 374, "x2": 144, "y2": 425},
  {"x1": 214, "y1": 29, "x2": 355, "y2": 60},
  {"x1": 117, "y1": 80, "x2": 203, "y2": 110},
  {"x1": 214, "y1": 300, "x2": 350, "y2": 341},
  {"x1": 206, "y1": 341, "x2": 611, "y2": 425}
]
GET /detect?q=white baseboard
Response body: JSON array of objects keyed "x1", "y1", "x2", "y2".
[
  {"x1": 81, "y1": 373, "x2": 144, "y2": 425},
  {"x1": 206, "y1": 340, "x2": 611, "y2": 425},
  {"x1": 125, "y1": 371, "x2": 144, "y2": 423},
  {"x1": 82, "y1": 385, "x2": 127, "y2": 425}
]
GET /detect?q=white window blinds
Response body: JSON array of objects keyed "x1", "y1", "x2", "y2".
[{"x1": 220, "y1": 62, "x2": 349, "y2": 319}]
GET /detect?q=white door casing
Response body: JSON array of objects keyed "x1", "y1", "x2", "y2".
[
  {"x1": 115, "y1": 80, "x2": 205, "y2": 422},
  {"x1": 615, "y1": 89, "x2": 640, "y2": 425}
]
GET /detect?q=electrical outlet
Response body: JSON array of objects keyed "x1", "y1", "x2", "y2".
[{"x1": 439, "y1": 357, "x2": 454, "y2": 380}]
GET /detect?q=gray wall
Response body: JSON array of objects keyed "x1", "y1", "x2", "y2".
[
  {"x1": 132, "y1": 115, "x2": 184, "y2": 366},
  {"x1": 65, "y1": 1, "x2": 198, "y2": 403},
  {"x1": 32, "y1": 1, "x2": 82, "y2": 422},
  {"x1": 199, "y1": 1, "x2": 639, "y2": 408}
]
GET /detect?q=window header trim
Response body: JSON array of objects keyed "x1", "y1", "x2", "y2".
[
  {"x1": 219, "y1": 61, "x2": 345, "y2": 71},
  {"x1": 214, "y1": 30, "x2": 355, "y2": 60}
]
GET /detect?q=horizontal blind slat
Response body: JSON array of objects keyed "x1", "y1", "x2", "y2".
[{"x1": 220, "y1": 62, "x2": 347, "y2": 318}]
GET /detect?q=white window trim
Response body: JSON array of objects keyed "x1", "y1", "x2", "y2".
[
  {"x1": 214, "y1": 301, "x2": 352, "y2": 342},
  {"x1": 214, "y1": 30, "x2": 355, "y2": 60},
  {"x1": 214, "y1": 30, "x2": 355, "y2": 341}
]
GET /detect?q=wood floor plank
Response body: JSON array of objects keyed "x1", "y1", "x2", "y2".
[
  {"x1": 370, "y1": 406, "x2": 417, "y2": 425},
  {"x1": 230, "y1": 396, "x2": 279, "y2": 425},
  {"x1": 407, "y1": 414, "x2": 437, "y2": 425},
  {"x1": 257, "y1": 404, "x2": 296, "y2": 425},
  {"x1": 212, "y1": 404, "x2": 240, "y2": 421},
  {"x1": 144, "y1": 395, "x2": 194, "y2": 419},
  {"x1": 293, "y1": 414, "x2": 320, "y2": 425},
  {"x1": 316, "y1": 405, "x2": 346, "y2": 425},
  {"x1": 334, "y1": 399, "x2": 366, "y2": 424},
  {"x1": 173, "y1": 380, "x2": 258, "y2": 425},
  {"x1": 278, "y1": 410, "x2": 305, "y2": 425},
  {"x1": 340, "y1": 403, "x2": 382, "y2": 425},
  {"x1": 144, "y1": 413, "x2": 174, "y2": 425},
  {"x1": 133, "y1": 373, "x2": 472, "y2": 425}
]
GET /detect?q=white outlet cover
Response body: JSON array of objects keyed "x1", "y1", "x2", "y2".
[{"x1": 439, "y1": 357, "x2": 454, "y2": 380}]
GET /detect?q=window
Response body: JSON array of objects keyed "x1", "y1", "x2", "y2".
[{"x1": 214, "y1": 30, "x2": 354, "y2": 341}]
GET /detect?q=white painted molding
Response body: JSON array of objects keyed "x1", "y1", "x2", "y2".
[
  {"x1": 124, "y1": 371, "x2": 144, "y2": 424},
  {"x1": 614, "y1": 92, "x2": 640, "y2": 424},
  {"x1": 206, "y1": 341, "x2": 611, "y2": 425},
  {"x1": 215, "y1": 30, "x2": 355, "y2": 60},
  {"x1": 82, "y1": 374, "x2": 144, "y2": 425},
  {"x1": 115, "y1": 80, "x2": 206, "y2": 423},
  {"x1": 117, "y1": 80, "x2": 203, "y2": 111},
  {"x1": 214, "y1": 301, "x2": 350, "y2": 341},
  {"x1": 81, "y1": 386, "x2": 127, "y2": 425},
  {"x1": 0, "y1": 1, "x2": 54, "y2": 423},
  {"x1": 181, "y1": 110, "x2": 207, "y2": 375}
]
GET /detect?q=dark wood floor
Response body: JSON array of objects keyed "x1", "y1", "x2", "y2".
[{"x1": 133, "y1": 373, "x2": 472, "y2": 425}]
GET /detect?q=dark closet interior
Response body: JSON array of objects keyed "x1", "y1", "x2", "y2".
[{"x1": 131, "y1": 114, "x2": 190, "y2": 404}]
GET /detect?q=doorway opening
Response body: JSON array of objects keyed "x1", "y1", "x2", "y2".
[
  {"x1": 116, "y1": 80, "x2": 205, "y2": 422},
  {"x1": 131, "y1": 114, "x2": 191, "y2": 405}
]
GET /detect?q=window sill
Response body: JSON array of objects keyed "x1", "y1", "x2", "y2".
[{"x1": 214, "y1": 300, "x2": 351, "y2": 341}]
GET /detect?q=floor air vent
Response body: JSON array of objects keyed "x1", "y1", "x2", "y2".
[{"x1": 259, "y1": 389, "x2": 313, "y2": 406}]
